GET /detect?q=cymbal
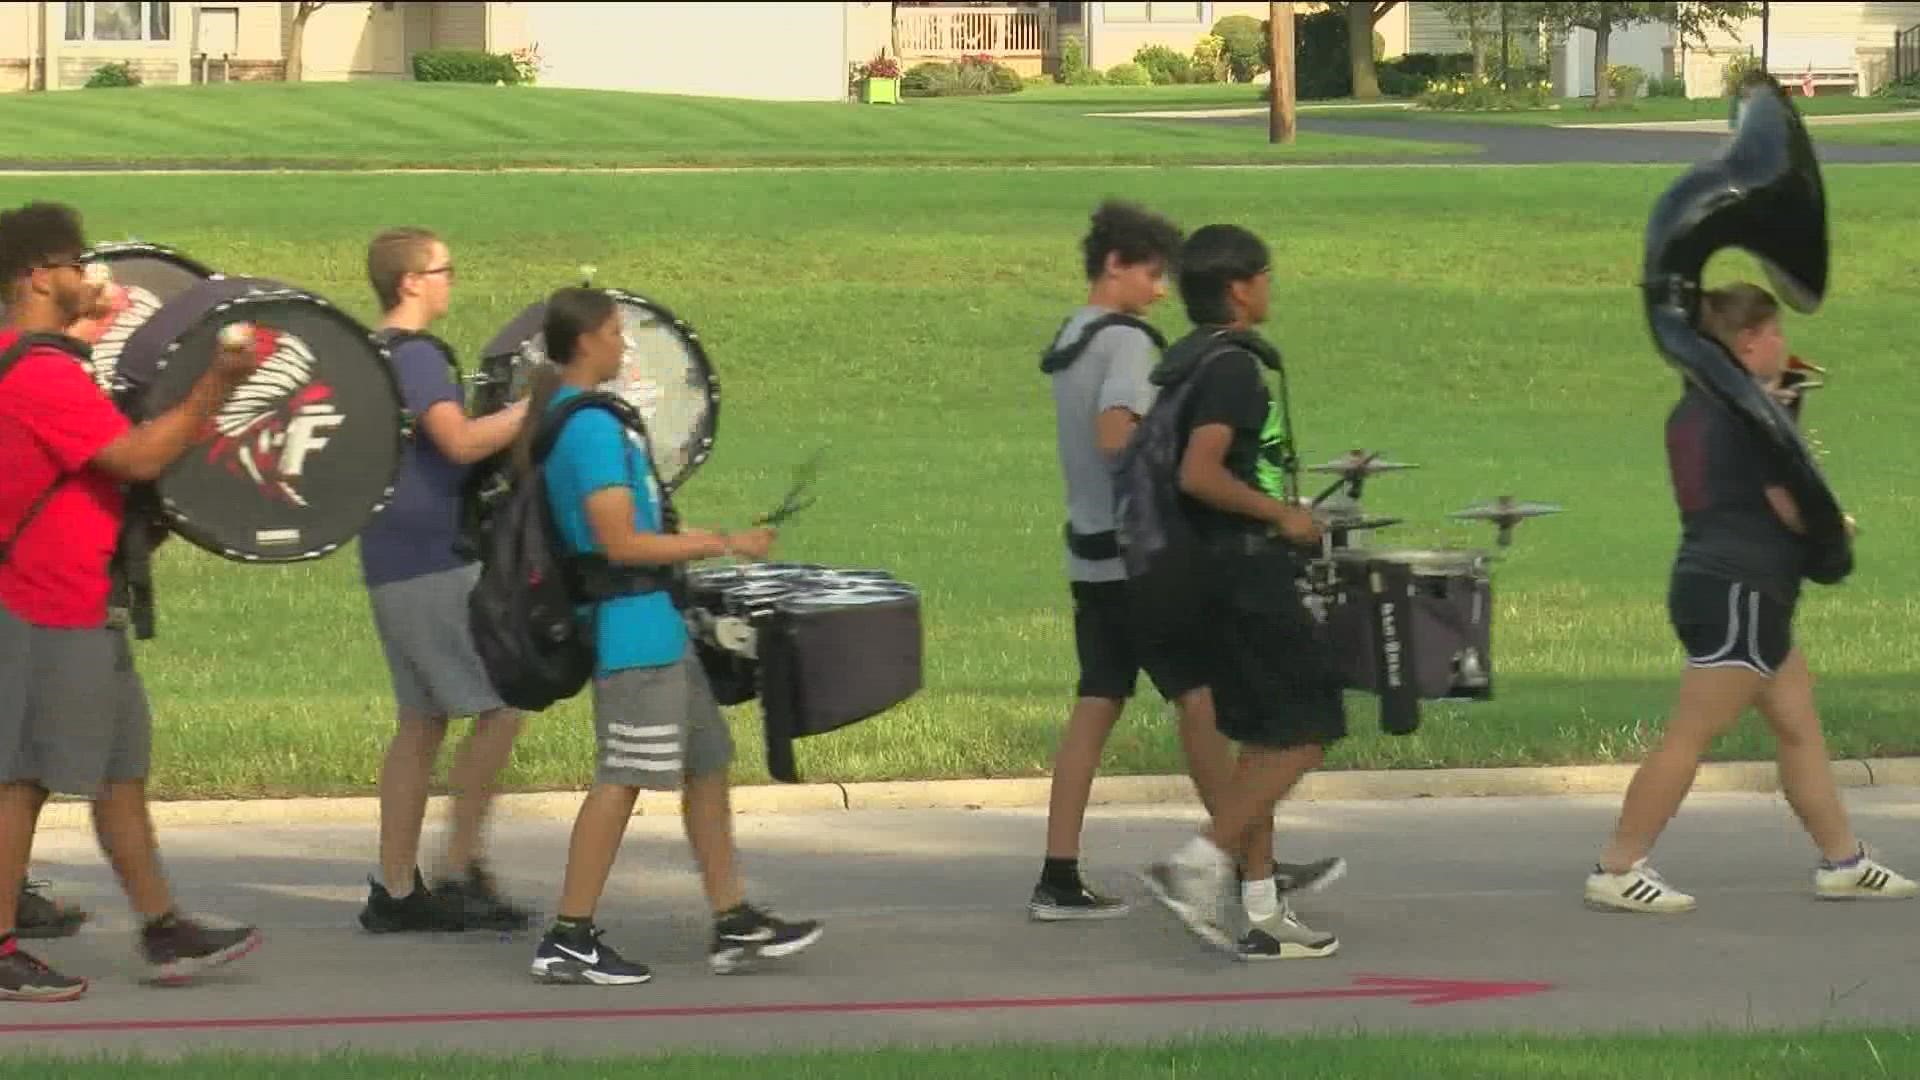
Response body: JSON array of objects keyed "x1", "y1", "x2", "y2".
[
  {"x1": 1449, "y1": 497, "x2": 1563, "y2": 523},
  {"x1": 1305, "y1": 450, "x2": 1419, "y2": 476}
]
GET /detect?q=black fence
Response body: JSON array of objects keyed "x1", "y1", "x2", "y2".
[{"x1": 1898, "y1": 23, "x2": 1920, "y2": 84}]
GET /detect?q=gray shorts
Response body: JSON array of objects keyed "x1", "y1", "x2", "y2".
[
  {"x1": 368, "y1": 563, "x2": 509, "y2": 720},
  {"x1": 0, "y1": 603, "x2": 153, "y2": 797},
  {"x1": 590, "y1": 653, "x2": 733, "y2": 790}
]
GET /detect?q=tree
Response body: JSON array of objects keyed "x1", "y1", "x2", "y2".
[
  {"x1": 285, "y1": 1, "x2": 336, "y2": 84},
  {"x1": 1317, "y1": 2, "x2": 1399, "y2": 100},
  {"x1": 1433, "y1": 1, "x2": 1493, "y2": 77},
  {"x1": 1533, "y1": 2, "x2": 1757, "y2": 109}
]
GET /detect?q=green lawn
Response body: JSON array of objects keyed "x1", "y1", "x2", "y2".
[
  {"x1": 1810, "y1": 118, "x2": 1920, "y2": 145},
  {"x1": 15, "y1": 1031, "x2": 1918, "y2": 1078},
  {"x1": 1292, "y1": 94, "x2": 1920, "y2": 126},
  {"x1": 4, "y1": 163, "x2": 1916, "y2": 800},
  {"x1": 0, "y1": 82, "x2": 1450, "y2": 168}
]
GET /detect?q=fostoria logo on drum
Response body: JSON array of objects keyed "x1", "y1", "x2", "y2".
[
  {"x1": 86, "y1": 284, "x2": 164, "y2": 392},
  {"x1": 197, "y1": 327, "x2": 346, "y2": 508}
]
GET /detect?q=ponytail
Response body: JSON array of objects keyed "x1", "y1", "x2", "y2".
[{"x1": 511, "y1": 362, "x2": 563, "y2": 477}]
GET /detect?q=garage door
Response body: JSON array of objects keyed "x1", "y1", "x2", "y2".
[{"x1": 527, "y1": 1, "x2": 847, "y2": 101}]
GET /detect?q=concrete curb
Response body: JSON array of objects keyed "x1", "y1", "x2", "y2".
[{"x1": 32, "y1": 759, "x2": 1917, "y2": 831}]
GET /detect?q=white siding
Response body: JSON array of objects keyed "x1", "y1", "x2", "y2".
[{"x1": 527, "y1": 1, "x2": 848, "y2": 101}]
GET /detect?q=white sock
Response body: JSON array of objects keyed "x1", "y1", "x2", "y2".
[
  {"x1": 1242, "y1": 877, "x2": 1279, "y2": 922},
  {"x1": 1173, "y1": 835, "x2": 1227, "y2": 872}
]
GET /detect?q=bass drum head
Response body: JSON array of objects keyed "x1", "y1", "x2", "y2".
[
  {"x1": 479, "y1": 289, "x2": 718, "y2": 493},
  {"x1": 134, "y1": 280, "x2": 403, "y2": 563},
  {"x1": 86, "y1": 243, "x2": 217, "y2": 396}
]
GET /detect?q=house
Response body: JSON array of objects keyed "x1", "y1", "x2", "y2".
[
  {"x1": 1679, "y1": 1, "x2": 1920, "y2": 97},
  {"x1": 0, "y1": 1, "x2": 512, "y2": 91},
  {"x1": 1, "y1": 2, "x2": 894, "y2": 101}
]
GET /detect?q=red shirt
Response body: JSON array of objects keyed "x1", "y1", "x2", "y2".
[{"x1": 0, "y1": 329, "x2": 131, "y2": 628}]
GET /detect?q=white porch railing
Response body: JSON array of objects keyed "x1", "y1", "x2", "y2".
[{"x1": 894, "y1": 6, "x2": 1058, "y2": 60}]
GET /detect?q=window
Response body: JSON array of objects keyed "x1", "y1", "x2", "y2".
[
  {"x1": 63, "y1": 2, "x2": 173, "y2": 43},
  {"x1": 1102, "y1": 2, "x2": 1203, "y2": 22}
]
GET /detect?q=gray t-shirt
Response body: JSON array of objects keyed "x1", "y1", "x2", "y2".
[{"x1": 1048, "y1": 306, "x2": 1158, "y2": 583}]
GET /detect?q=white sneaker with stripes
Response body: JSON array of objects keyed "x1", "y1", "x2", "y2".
[
  {"x1": 1584, "y1": 859, "x2": 1696, "y2": 914},
  {"x1": 1815, "y1": 848, "x2": 1918, "y2": 901}
]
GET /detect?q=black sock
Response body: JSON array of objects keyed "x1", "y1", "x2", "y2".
[
  {"x1": 1042, "y1": 856, "x2": 1081, "y2": 891},
  {"x1": 550, "y1": 915, "x2": 592, "y2": 937},
  {"x1": 143, "y1": 910, "x2": 178, "y2": 934}
]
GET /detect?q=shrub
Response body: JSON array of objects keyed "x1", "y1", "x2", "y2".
[
  {"x1": 1606, "y1": 63, "x2": 1646, "y2": 100},
  {"x1": 1418, "y1": 73, "x2": 1554, "y2": 111},
  {"x1": 1721, "y1": 51, "x2": 1762, "y2": 95},
  {"x1": 1378, "y1": 52, "x2": 1473, "y2": 97},
  {"x1": 1133, "y1": 44, "x2": 1194, "y2": 85},
  {"x1": 413, "y1": 48, "x2": 520, "y2": 84},
  {"x1": 1286, "y1": 9, "x2": 1352, "y2": 99},
  {"x1": 901, "y1": 55, "x2": 1023, "y2": 97},
  {"x1": 1191, "y1": 34, "x2": 1229, "y2": 83},
  {"x1": 1874, "y1": 73, "x2": 1920, "y2": 101},
  {"x1": 1058, "y1": 35, "x2": 1092, "y2": 84},
  {"x1": 85, "y1": 61, "x2": 140, "y2": 89},
  {"x1": 1645, "y1": 74, "x2": 1688, "y2": 98},
  {"x1": 1105, "y1": 61, "x2": 1151, "y2": 86},
  {"x1": 1211, "y1": 14, "x2": 1265, "y2": 82}
]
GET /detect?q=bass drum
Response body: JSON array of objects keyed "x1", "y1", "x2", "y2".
[
  {"x1": 475, "y1": 288, "x2": 719, "y2": 494},
  {"x1": 85, "y1": 242, "x2": 218, "y2": 395},
  {"x1": 115, "y1": 276, "x2": 404, "y2": 563}
]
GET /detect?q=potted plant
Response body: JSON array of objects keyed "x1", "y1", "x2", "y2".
[{"x1": 859, "y1": 55, "x2": 901, "y2": 104}]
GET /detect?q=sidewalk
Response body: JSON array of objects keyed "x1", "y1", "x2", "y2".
[{"x1": 7, "y1": 788, "x2": 1920, "y2": 1059}]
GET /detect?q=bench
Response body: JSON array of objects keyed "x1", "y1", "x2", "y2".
[{"x1": 1761, "y1": 34, "x2": 1859, "y2": 94}]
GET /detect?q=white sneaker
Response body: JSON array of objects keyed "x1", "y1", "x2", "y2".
[
  {"x1": 1141, "y1": 846, "x2": 1233, "y2": 951},
  {"x1": 1585, "y1": 859, "x2": 1696, "y2": 914},
  {"x1": 1815, "y1": 847, "x2": 1918, "y2": 901},
  {"x1": 1236, "y1": 901, "x2": 1339, "y2": 961}
]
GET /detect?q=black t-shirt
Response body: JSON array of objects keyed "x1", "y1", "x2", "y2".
[
  {"x1": 1666, "y1": 384, "x2": 1806, "y2": 602},
  {"x1": 1176, "y1": 346, "x2": 1276, "y2": 541}
]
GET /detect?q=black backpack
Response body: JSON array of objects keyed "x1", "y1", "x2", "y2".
[
  {"x1": 1114, "y1": 329, "x2": 1289, "y2": 582},
  {"x1": 467, "y1": 391, "x2": 675, "y2": 712},
  {"x1": 1038, "y1": 312, "x2": 1167, "y2": 374}
]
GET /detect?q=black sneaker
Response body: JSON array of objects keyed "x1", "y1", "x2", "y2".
[
  {"x1": 1028, "y1": 879, "x2": 1131, "y2": 922},
  {"x1": 0, "y1": 944, "x2": 88, "y2": 1002},
  {"x1": 710, "y1": 903, "x2": 823, "y2": 975},
  {"x1": 435, "y1": 862, "x2": 533, "y2": 933},
  {"x1": 1273, "y1": 857, "x2": 1347, "y2": 896},
  {"x1": 139, "y1": 916, "x2": 262, "y2": 985},
  {"x1": 17, "y1": 879, "x2": 88, "y2": 940},
  {"x1": 358, "y1": 869, "x2": 464, "y2": 933},
  {"x1": 530, "y1": 925, "x2": 652, "y2": 986}
]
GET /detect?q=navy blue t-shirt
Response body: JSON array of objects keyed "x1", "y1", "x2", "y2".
[{"x1": 357, "y1": 337, "x2": 470, "y2": 587}]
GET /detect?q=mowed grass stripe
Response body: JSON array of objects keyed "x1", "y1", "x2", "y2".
[
  {"x1": 1, "y1": 164, "x2": 1912, "y2": 799},
  {"x1": 0, "y1": 83, "x2": 1452, "y2": 168}
]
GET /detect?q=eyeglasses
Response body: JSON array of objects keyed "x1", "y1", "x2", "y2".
[{"x1": 416, "y1": 264, "x2": 456, "y2": 282}]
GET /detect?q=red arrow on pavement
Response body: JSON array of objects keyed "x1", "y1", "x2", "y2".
[{"x1": 0, "y1": 975, "x2": 1553, "y2": 1035}]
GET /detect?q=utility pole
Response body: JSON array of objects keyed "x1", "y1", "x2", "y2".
[{"x1": 1269, "y1": 2, "x2": 1295, "y2": 144}]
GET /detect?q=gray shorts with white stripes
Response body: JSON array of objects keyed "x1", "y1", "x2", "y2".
[{"x1": 589, "y1": 652, "x2": 734, "y2": 790}]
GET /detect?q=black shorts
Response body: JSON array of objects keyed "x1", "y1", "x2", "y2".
[
  {"x1": 1669, "y1": 573, "x2": 1794, "y2": 677},
  {"x1": 1208, "y1": 548, "x2": 1347, "y2": 750},
  {"x1": 1070, "y1": 579, "x2": 1205, "y2": 703},
  {"x1": 1133, "y1": 546, "x2": 1346, "y2": 750}
]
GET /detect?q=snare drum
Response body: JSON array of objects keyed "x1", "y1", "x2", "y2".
[
  {"x1": 759, "y1": 581, "x2": 923, "y2": 783},
  {"x1": 475, "y1": 288, "x2": 719, "y2": 494},
  {"x1": 115, "y1": 277, "x2": 404, "y2": 563},
  {"x1": 1321, "y1": 546, "x2": 1494, "y2": 706},
  {"x1": 77, "y1": 242, "x2": 218, "y2": 394}
]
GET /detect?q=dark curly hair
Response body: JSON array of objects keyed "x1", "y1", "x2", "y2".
[
  {"x1": 0, "y1": 202, "x2": 86, "y2": 298},
  {"x1": 1081, "y1": 200, "x2": 1182, "y2": 282}
]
